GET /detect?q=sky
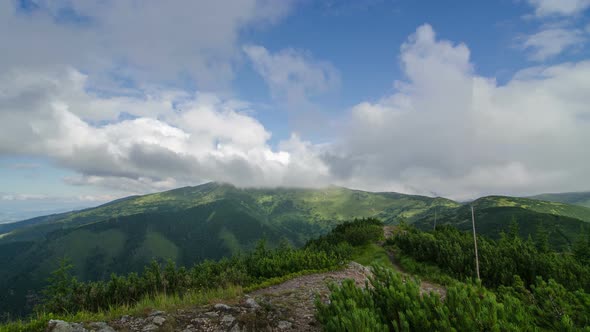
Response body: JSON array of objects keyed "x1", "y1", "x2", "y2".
[{"x1": 1, "y1": 0, "x2": 590, "y2": 221}]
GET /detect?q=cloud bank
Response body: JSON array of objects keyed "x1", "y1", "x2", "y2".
[
  {"x1": 1, "y1": 2, "x2": 589, "y2": 200},
  {"x1": 0, "y1": 0, "x2": 294, "y2": 89},
  {"x1": 326, "y1": 24, "x2": 590, "y2": 199}
]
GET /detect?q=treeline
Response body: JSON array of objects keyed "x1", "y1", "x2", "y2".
[
  {"x1": 317, "y1": 223, "x2": 590, "y2": 331},
  {"x1": 39, "y1": 218, "x2": 382, "y2": 315},
  {"x1": 391, "y1": 222, "x2": 590, "y2": 291}
]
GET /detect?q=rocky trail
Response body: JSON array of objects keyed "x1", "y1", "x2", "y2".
[{"x1": 46, "y1": 226, "x2": 445, "y2": 332}]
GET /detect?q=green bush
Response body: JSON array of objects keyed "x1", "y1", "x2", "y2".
[
  {"x1": 390, "y1": 223, "x2": 590, "y2": 292},
  {"x1": 317, "y1": 266, "x2": 590, "y2": 331}
]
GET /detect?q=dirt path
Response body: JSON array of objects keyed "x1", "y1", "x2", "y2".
[{"x1": 246, "y1": 262, "x2": 371, "y2": 331}]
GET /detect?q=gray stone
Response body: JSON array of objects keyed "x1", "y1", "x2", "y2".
[
  {"x1": 278, "y1": 320, "x2": 292, "y2": 330},
  {"x1": 214, "y1": 303, "x2": 232, "y2": 311},
  {"x1": 191, "y1": 317, "x2": 209, "y2": 324},
  {"x1": 70, "y1": 323, "x2": 88, "y2": 332},
  {"x1": 142, "y1": 323, "x2": 159, "y2": 332},
  {"x1": 47, "y1": 320, "x2": 88, "y2": 332},
  {"x1": 204, "y1": 311, "x2": 219, "y2": 317},
  {"x1": 88, "y1": 322, "x2": 115, "y2": 332},
  {"x1": 149, "y1": 310, "x2": 166, "y2": 317},
  {"x1": 244, "y1": 297, "x2": 260, "y2": 309},
  {"x1": 221, "y1": 315, "x2": 235, "y2": 325},
  {"x1": 152, "y1": 316, "x2": 166, "y2": 326},
  {"x1": 229, "y1": 323, "x2": 242, "y2": 332}
]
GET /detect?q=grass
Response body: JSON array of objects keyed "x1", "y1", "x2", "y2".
[
  {"x1": 394, "y1": 252, "x2": 456, "y2": 286},
  {"x1": 0, "y1": 286, "x2": 243, "y2": 332},
  {"x1": 351, "y1": 243, "x2": 395, "y2": 269}
]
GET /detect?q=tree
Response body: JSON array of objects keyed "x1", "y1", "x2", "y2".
[{"x1": 41, "y1": 258, "x2": 78, "y2": 314}]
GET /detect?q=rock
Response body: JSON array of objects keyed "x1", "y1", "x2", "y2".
[
  {"x1": 278, "y1": 320, "x2": 292, "y2": 330},
  {"x1": 349, "y1": 261, "x2": 371, "y2": 275},
  {"x1": 214, "y1": 303, "x2": 232, "y2": 311},
  {"x1": 47, "y1": 320, "x2": 87, "y2": 332},
  {"x1": 148, "y1": 310, "x2": 166, "y2": 317},
  {"x1": 88, "y1": 322, "x2": 115, "y2": 332},
  {"x1": 152, "y1": 316, "x2": 166, "y2": 326},
  {"x1": 221, "y1": 314, "x2": 236, "y2": 325},
  {"x1": 119, "y1": 315, "x2": 130, "y2": 323},
  {"x1": 229, "y1": 323, "x2": 242, "y2": 332},
  {"x1": 191, "y1": 317, "x2": 210, "y2": 325},
  {"x1": 244, "y1": 297, "x2": 260, "y2": 309},
  {"x1": 71, "y1": 323, "x2": 88, "y2": 332},
  {"x1": 204, "y1": 311, "x2": 219, "y2": 317},
  {"x1": 141, "y1": 323, "x2": 159, "y2": 332}
]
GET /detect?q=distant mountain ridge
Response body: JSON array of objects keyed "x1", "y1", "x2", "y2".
[
  {"x1": 1, "y1": 182, "x2": 589, "y2": 318},
  {"x1": 528, "y1": 191, "x2": 590, "y2": 208}
]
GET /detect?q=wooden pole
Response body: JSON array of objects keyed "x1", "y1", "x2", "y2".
[{"x1": 471, "y1": 205, "x2": 480, "y2": 280}]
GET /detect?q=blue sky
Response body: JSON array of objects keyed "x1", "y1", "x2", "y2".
[{"x1": 1, "y1": 0, "x2": 589, "y2": 222}]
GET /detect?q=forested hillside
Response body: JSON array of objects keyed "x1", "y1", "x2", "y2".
[
  {"x1": 530, "y1": 192, "x2": 590, "y2": 208},
  {"x1": 413, "y1": 195, "x2": 590, "y2": 250},
  {"x1": 0, "y1": 183, "x2": 452, "y2": 318},
  {"x1": 1, "y1": 219, "x2": 384, "y2": 331},
  {"x1": 1, "y1": 183, "x2": 589, "y2": 321}
]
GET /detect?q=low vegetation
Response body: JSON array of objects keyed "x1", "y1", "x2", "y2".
[{"x1": 316, "y1": 222, "x2": 590, "y2": 331}]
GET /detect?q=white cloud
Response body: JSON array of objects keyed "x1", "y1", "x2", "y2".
[
  {"x1": 1, "y1": 10, "x2": 590, "y2": 201},
  {"x1": 321, "y1": 24, "x2": 590, "y2": 199},
  {"x1": 527, "y1": 0, "x2": 590, "y2": 17},
  {"x1": 523, "y1": 27, "x2": 586, "y2": 60},
  {"x1": 243, "y1": 45, "x2": 340, "y2": 104},
  {"x1": 0, "y1": 0, "x2": 295, "y2": 90},
  {"x1": 0, "y1": 67, "x2": 331, "y2": 195}
]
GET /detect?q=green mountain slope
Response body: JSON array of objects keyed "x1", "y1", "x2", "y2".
[
  {"x1": 413, "y1": 195, "x2": 590, "y2": 249},
  {"x1": 0, "y1": 182, "x2": 457, "y2": 317},
  {"x1": 0, "y1": 183, "x2": 459, "y2": 243},
  {"x1": 476, "y1": 195, "x2": 590, "y2": 222},
  {"x1": 529, "y1": 191, "x2": 590, "y2": 208},
  {"x1": 2, "y1": 184, "x2": 589, "y2": 318}
]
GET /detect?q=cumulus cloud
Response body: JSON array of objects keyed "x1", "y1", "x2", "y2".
[
  {"x1": 0, "y1": 0, "x2": 294, "y2": 89},
  {"x1": 0, "y1": 67, "x2": 331, "y2": 195},
  {"x1": 322, "y1": 24, "x2": 590, "y2": 199},
  {"x1": 527, "y1": 0, "x2": 590, "y2": 17},
  {"x1": 523, "y1": 27, "x2": 586, "y2": 61},
  {"x1": 243, "y1": 45, "x2": 340, "y2": 104},
  {"x1": 1, "y1": 6, "x2": 589, "y2": 201}
]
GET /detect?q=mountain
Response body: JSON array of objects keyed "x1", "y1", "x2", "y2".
[
  {"x1": 414, "y1": 195, "x2": 590, "y2": 249},
  {"x1": 0, "y1": 182, "x2": 458, "y2": 317},
  {"x1": 529, "y1": 191, "x2": 590, "y2": 208},
  {"x1": 2, "y1": 183, "x2": 589, "y2": 318}
]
